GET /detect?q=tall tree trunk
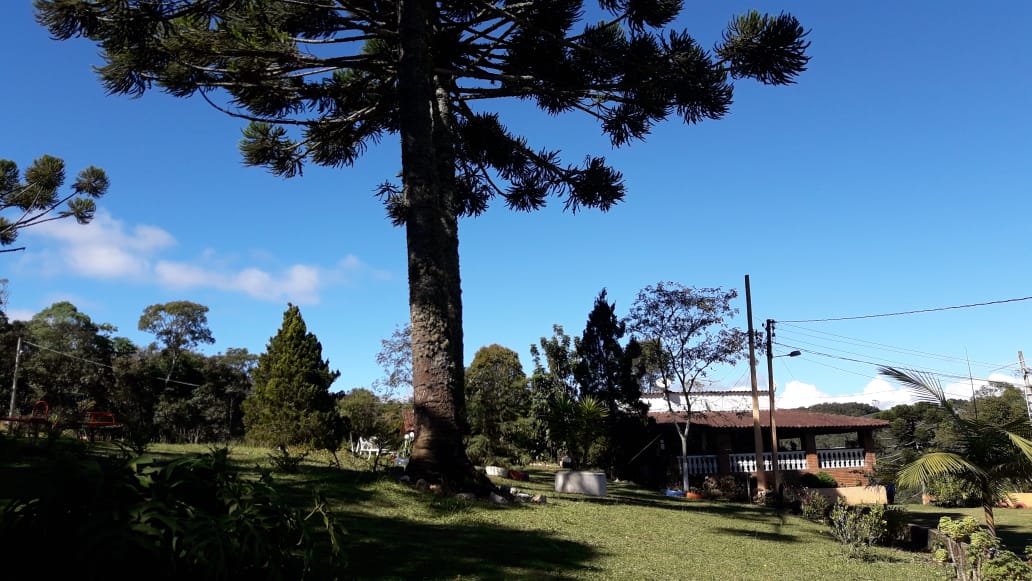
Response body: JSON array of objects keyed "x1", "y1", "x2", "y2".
[
  {"x1": 982, "y1": 481, "x2": 997, "y2": 536},
  {"x1": 678, "y1": 422, "x2": 690, "y2": 491},
  {"x1": 398, "y1": 0, "x2": 476, "y2": 489}
]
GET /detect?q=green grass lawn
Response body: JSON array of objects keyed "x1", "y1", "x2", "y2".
[{"x1": 2, "y1": 439, "x2": 948, "y2": 580}]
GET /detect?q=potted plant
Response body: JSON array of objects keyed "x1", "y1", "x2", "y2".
[{"x1": 548, "y1": 394, "x2": 609, "y2": 496}]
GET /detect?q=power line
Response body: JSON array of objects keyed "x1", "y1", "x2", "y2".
[
  {"x1": 778, "y1": 322, "x2": 1018, "y2": 370},
  {"x1": 774, "y1": 336, "x2": 1020, "y2": 381},
  {"x1": 21, "y1": 339, "x2": 203, "y2": 388},
  {"x1": 779, "y1": 295, "x2": 1032, "y2": 323},
  {"x1": 777, "y1": 341, "x2": 1017, "y2": 385}
]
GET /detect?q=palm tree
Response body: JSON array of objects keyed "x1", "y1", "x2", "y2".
[{"x1": 880, "y1": 367, "x2": 1032, "y2": 535}]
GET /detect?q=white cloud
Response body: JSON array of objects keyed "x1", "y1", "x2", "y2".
[
  {"x1": 28, "y1": 209, "x2": 175, "y2": 279},
  {"x1": 155, "y1": 261, "x2": 321, "y2": 303},
  {"x1": 5, "y1": 308, "x2": 33, "y2": 321},
  {"x1": 943, "y1": 372, "x2": 1023, "y2": 400},
  {"x1": 22, "y1": 210, "x2": 387, "y2": 304},
  {"x1": 776, "y1": 378, "x2": 915, "y2": 410},
  {"x1": 155, "y1": 256, "x2": 375, "y2": 304}
]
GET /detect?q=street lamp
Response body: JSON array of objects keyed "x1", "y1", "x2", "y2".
[{"x1": 765, "y1": 318, "x2": 800, "y2": 496}]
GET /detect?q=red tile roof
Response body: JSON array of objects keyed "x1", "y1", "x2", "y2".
[{"x1": 649, "y1": 409, "x2": 888, "y2": 429}]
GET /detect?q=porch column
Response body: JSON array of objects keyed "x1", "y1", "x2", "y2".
[
  {"x1": 803, "y1": 432, "x2": 818, "y2": 473},
  {"x1": 861, "y1": 429, "x2": 876, "y2": 469},
  {"x1": 715, "y1": 432, "x2": 732, "y2": 476}
]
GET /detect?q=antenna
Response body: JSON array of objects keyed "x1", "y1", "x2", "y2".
[{"x1": 1020, "y1": 351, "x2": 1032, "y2": 425}]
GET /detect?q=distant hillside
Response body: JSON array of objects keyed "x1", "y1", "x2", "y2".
[{"x1": 794, "y1": 402, "x2": 880, "y2": 417}]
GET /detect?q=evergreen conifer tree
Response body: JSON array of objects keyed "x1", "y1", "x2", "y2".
[
  {"x1": 37, "y1": 0, "x2": 810, "y2": 486},
  {"x1": 243, "y1": 304, "x2": 342, "y2": 451}
]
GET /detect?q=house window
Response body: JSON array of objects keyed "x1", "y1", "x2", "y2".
[{"x1": 815, "y1": 431, "x2": 858, "y2": 449}]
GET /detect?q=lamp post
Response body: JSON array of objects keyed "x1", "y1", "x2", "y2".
[{"x1": 765, "y1": 317, "x2": 800, "y2": 496}]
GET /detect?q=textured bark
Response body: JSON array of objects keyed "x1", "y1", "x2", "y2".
[{"x1": 398, "y1": 0, "x2": 477, "y2": 489}]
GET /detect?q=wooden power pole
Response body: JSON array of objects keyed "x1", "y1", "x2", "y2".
[{"x1": 745, "y1": 275, "x2": 767, "y2": 489}]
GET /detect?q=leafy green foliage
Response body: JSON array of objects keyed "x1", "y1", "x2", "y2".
[
  {"x1": 337, "y1": 387, "x2": 405, "y2": 464},
  {"x1": 373, "y1": 323, "x2": 412, "y2": 398},
  {"x1": 799, "y1": 402, "x2": 880, "y2": 416},
  {"x1": 800, "y1": 489, "x2": 832, "y2": 523},
  {"x1": 800, "y1": 471, "x2": 839, "y2": 488},
  {"x1": 574, "y1": 290, "x2": 649, "y2": 475},
  {"x1": 243, "y1": 304, "x2": 343, "y2": 453},
  {"x1": 0, "y1": 155, "x2": 107, "y2": 250},
  {"x1": 464, "y1": 344, "x2": 531, "y2": 466},
  {"x1": 828, "y1": 500, "x2": 888, "y2": 560},
  {"x1": 22, "y1": 301, "x2": 117, "y2": 413},
  {"x1": 138, "y1": 301, "x2": 215, "y2": 358},
  {"x1": 0, "y1": 446, "x2": 344, "y2": 580},
  {"x1": 267, "y1": 445, "x2": 309, "y2": 474},
  {"x1": 928, "y1": 474, "x2": 982, "y2": 507},
  {"x1": 881, "y1": 505, "x2": 911, "y2": 546},
  {"x1": 880, "y1": 367, "x2": 1032, "y2": 535},
  {"x1": 626, "y1": 282, "x2": 750, "y2": 489},
  {"x1": 939, "y1": 516, "x2": 982, "y2": 541},
  {"x1": 547, "y1": 393, "x2": 609, "y2": 468}
]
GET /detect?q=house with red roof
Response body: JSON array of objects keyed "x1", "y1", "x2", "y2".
[{"x1": 643, "y1": 392, "x2": 888, "y2": 487}]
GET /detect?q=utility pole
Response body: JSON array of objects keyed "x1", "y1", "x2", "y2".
[
  {"x1": 8, "y1": 336, "x2": 22, "y2": 418},
  {"x1": 1020, "y1": 351, "x2": 1032, "y2": 425},
  {"x1": 766, "y1": 319, "x2": 781, "y2": 495},
  {"x1": 745, "y1": 275, "x2": 766, "y2": 489}
]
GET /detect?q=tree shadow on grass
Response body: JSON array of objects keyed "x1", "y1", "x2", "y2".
[
  {"x1": 341, "y1": 512, "x2": 599, "y2": 580},
  {"x1": 707, "y1": 526, "x2": 802, "y2": 544}
]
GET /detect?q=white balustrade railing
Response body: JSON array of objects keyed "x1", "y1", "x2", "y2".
[
  {"x1": 683, "y1": 449, "x2": 864, "y2": 474},
  {"x1": 728, "y1": 452, "x2": 809, "y2": 473},
  {"x1": 729, "y1": 453, "x2": 763, "y2": 473},
  {"x1": 679, "y1": 455, "x2": 719, "y2": 476},
  {"x1": 817, "y1": 448, "x2": 865, "y2": 469},
  {"x1": 777, "y1": 450, "x2": 808, "y2": 471}
]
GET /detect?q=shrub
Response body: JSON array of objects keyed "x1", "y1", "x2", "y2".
[
  {"x1": 982, "y1": 552, "x2": 1032, "y2": 581},
  {"x1": 967, "y1": 530, "x2": 1032, "y2": 581},
  {"x1": 800, "y1": 489, "x2": 831, "y2": 523},
  {"x1": 928, "y1": 475, "x2": 980, "y2": 507},
  {"x1": 799, "y1": 471, "x2": 838, "y2": 488},
  {"x1": 268, "y1": 445, "x2": 309, "y2": 473},
  {"x1": 828, "y1": 500, "x2": 886, "y2": 560},
  {"x1": 465, "y1": 434, "x2": 495, "y2": 466},
  {"x1": 701, "y1": 475, "x2": 747, "y2": 501},
  {"x1": 880, "y1": 505, "x2": 910, "y2": 546},
  {"x1": 938, "y1": 515, "x2": 980, "y2": 541},
  {"x1": 0, "y1": 447, "x2": 344, "y2": 580}
]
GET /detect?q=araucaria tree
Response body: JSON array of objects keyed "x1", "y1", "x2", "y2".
[
  {"x1": 243, "y1": 304, "x2": 342, "y2": 452},
  {"x1": 626, "y1": 282, "x2": 749, "y2": 490},
  {"x1": 1, "y1": 155, "x2": 108, "y2": 253},
  {"x1": 37, "y1": 0, "x2": 809, "y2": 486}
]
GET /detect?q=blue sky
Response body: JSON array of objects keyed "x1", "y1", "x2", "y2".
[{"x1": 3, "y1": 1, "x2": 1031, "y2": 408}]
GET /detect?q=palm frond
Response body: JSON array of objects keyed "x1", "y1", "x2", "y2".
[
  {"x1": 1005, "y1": 431, "x2": 1032, "y2": 464},
  {"x1": 1001, "y1": 416, "x2": 1032, "y2": 439},
  {"x1": 878, "y1": 366, "x2": 955, "y2": 413},
  {"x1": 896, "y1": 452, "x2": 985, "y2": 489}
]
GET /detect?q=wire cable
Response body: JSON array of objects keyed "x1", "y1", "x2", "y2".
[
  {"x1": 777, "y1": 323, "x2": 1018, "y2": 370},
  {"x1": 777, "y1": 341, "x2": 1015, "y2": 384},
  {"x1": 22, "y1": 339, "x2": 203, "y2": 388},
  {"x1": 779, "y1": 295, "x2": 1032, "y2": 323}
]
